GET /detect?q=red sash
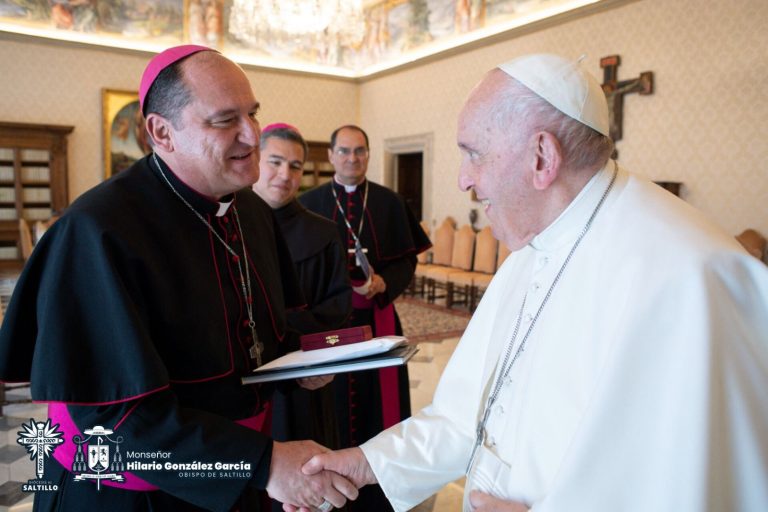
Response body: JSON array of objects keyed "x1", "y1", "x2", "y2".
[{"x1": 351, "y1": 287, "x2": 401, "y2": 430}]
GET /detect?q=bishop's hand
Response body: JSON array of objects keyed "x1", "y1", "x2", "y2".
[
  {"x1": 266, "y1": 440, "x2": 358, "y2": 510},
  {"x1": 283, "y1": 448, "x2": 375, "y2": 512},
  {"x1": 365, "y1": 273, "x2": 387, "y2": 299}
]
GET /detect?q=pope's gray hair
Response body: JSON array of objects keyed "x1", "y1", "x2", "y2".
[{"x1": 493, "y1": 77, "x2": 614, "y2": 171}]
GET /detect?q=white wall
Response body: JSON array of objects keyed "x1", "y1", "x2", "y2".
[
  {"x1": 0, "y1": 35, "x2": 358, "y2": 201},
  {"x1": 359, "y1": 0, "x2": 768, "y2": 238}
]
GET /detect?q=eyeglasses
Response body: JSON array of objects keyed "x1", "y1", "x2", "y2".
[{"x1": 333, "y1": 147, "x2": 369, "y2": 158}]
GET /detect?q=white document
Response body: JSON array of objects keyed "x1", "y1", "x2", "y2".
[{"x1": 254, "y1": 336, "x2": 408, "y2": 373}]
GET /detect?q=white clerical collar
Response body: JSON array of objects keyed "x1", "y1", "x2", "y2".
[
  {"x1": 529, "y1": 160, "x2": 616, "y2": 252},
  {"x1": 334, "y1": 175, "x2": 363, "y2": 193},
  {"x1": 216, "y1": 199, "x2": 233, "y2": 217}
]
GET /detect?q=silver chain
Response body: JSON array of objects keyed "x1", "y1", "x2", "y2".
[
  {"x1": 331, "y1": 180, "x2": 369, "y2": 247},
  {"x1": 151, "y1": 153, "x2": 262, "y2": 366},
  {"x1": 466, "y1": 162, "x2": 618, "y2": 474}
]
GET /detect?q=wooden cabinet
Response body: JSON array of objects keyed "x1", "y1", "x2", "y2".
[
  {"x1": 300, "y1": 141, "x2": 334, "y2": 193},
  {"x1": 0, "y1": 121, "x2": 73, "y2": 265}
]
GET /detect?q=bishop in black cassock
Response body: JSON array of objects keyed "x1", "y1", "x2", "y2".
[
  {"x1": 269, "y1": 199, "x2": 352, "y2": 450},
  {"x1": 0, "y1": 154, "x2": 305, "y2": 511}
]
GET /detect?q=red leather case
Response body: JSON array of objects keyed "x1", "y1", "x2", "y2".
[{"x1": 300, "y1": 325, "x2": 373, "y2": 351}]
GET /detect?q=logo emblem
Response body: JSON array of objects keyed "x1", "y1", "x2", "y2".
[
  {"x1": 17, "y1": 418, "x2": 64, "y2": 481},
  {"x1": 72, "y1": 426, "x2": 125, "y2": 490}
]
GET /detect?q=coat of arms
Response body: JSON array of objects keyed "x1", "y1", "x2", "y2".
[{"x1": 72, "y1": 426, "x2": 125, "y2": 490}]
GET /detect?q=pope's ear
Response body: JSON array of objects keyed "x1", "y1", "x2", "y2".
[
  {"x1": 144, "y1": 113, "x2": 174, "y2": 152},
  {"x1": 531, "y1": 131, "x2": 562, "y2": 190}
]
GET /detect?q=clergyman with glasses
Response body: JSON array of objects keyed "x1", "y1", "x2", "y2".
[{"x1": 300, "y1": 124, "x2": 431, "y2": 512}]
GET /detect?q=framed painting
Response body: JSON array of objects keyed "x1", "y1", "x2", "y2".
[{"x1": 102, "y1": 89, "x2": 152, "y2": 179}]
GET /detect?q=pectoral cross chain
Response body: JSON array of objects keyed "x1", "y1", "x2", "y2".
[{"x1": 466, "y1": 394, "x2": 494, "y2": 473}]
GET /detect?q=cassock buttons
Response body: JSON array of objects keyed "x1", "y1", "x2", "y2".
[
  {"x1": 539, "y1": 256, "x2": 549, "y2": 266},
  {"x1": 531, "y1": 282, "x2": 541, "y2": 292}
]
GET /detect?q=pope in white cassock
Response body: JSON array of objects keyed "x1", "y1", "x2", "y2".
[{"x1": 295, "y1": 54, "x2": 768, "y2": 512}]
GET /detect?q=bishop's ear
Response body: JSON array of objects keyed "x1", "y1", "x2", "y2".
[
  {"x1": 531, "y1": 131, "x2": 562, "y2": 190},
  {"x1": 144, "y1": 113, "x2": 174, "y2": 153}
]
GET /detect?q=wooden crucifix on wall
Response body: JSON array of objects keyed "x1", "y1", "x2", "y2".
[{"x1": 600, "y1": 55, "x2": 653, "y2": 148}]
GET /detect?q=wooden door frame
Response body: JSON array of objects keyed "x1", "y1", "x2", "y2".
[{"x1": 383, "y1": 133, "x2": 433, "y2": 223}]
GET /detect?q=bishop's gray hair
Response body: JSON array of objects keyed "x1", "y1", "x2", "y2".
[{"x1": 493, "y1": 76, "x2": 614, "y2": 171}]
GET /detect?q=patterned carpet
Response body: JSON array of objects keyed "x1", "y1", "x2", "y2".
[{"x1": 396, "y1": 297, "x2": 471, "y2": 343}]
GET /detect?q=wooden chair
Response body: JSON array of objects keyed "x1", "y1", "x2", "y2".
[
  {"x1": 448, "y1": 226, "x2": 498, "y2": 310},
  {"x1": 413, "y1": 218, "x2": 455, "y2": 297},
  {"x1": 33, "y1": 218, "x2": 59, "y2": 244},
  {"x1": 416, "y1": 221, "x2": 430, "y2": 264},
  {"x1": 408, "y1": 221, "x2": 431, "y2": 296},
  {"x1": 0, "y1": 299, "x2": 33, "y2": 415},
  {"x1": 425, "y1": 224, "x2": 475, "y2": 307},
  {"x1": 18, "y1": 218, "x2": 34, "y2": 261}
]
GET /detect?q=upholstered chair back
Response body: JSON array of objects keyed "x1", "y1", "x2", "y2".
[
  {"x1": 451, "y1": 225, "x2": 475, "y2": 271},
  {"x1": 431, "y1": 218, "x2": 456, "y2": 266},
  {"x1": 472, "y1": 226, "x2": 498, "y2": 274}
]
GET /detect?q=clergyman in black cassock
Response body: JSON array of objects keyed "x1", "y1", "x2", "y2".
[
  {"x1": 300, "y1": 125, "x2": 431, "y2": 511},
  {"x1": 252, "y1": 122, "x2": 353, "y2": 447},
  {"x1": 253, "y1": 123, "x2": 353, "y2": 512},
  {"x1": 0, "y1": 154, "x2": 301, "y2": 511},
  {"x1": 270, "y1": 200, "x2": 352, "y2": 449}
]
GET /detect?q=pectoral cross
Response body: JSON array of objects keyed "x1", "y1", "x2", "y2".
[
  {"x1": 466, "y1": 405, "x2": 493, "y2": 475},
  {"x1": 247, "y1": 321, "x2": 263, "y2": 366},
  {"x1": 600, "y1": 55, "x2": 653, "y2": 155},
  {"x1": 348, "y1": 246, "x2": 368, "y2": 267},
  {"x1": 249, "y1": 342, "x2": 263, "y2": 366}
]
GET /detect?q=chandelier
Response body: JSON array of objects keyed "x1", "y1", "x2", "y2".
[{"x1": 228, "y1": 0, "x2": 366, "y2": 49}]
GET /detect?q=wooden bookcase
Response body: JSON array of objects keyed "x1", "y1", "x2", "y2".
[
  {"x1": 0, "y1": 121, "x2": 73, "y2": 265},
  {"x1": 300, "y1": 141, "x2": 334, "y2": 193}
]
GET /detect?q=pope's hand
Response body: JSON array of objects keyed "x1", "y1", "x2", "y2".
[
  {"x1": 266, "y1": 440, "x2": 358, "y2": 510},
  {"x1": 303, "y1": 447, "x2": 377, "y2": 489},
  {"x1": 469, "y1": 490, "x2": 529, "y2": 512}
]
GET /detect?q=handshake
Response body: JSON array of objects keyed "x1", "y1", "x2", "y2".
[{"x1": 266, "y1": 441, "x2": 375, "y2": 512}]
